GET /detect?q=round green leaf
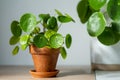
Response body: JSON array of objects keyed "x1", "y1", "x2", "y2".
[
  {"x1": 12, "y1": 46, "x2": 19, "y2": 55},
  {"x1": 88, "y1": 0, "x2": 107, "y2": 10},
  {"x1": 58, "y1": 16, "x2": 73, "y2": 23},
  {"x1": 60, "y1": 47, "x2": 67, "y2": 59},
  {"x1": 9, "y1": 36, "x2": 20, "y2": 45},
  {"x1": 97, "y1": 27, "x2": 119, "y2": 45},
  {"x1": 50, "y1": 33, "x2": 64, "y2": 48},
  {"x1": 77, "y1": 0, "x2": 94, "y2": 23},
  {"x1": 33, "y1": 34, "x2": 48, "y2": 48},
  {"x1": 20, "y1": 34, "x2": 29, "y2": 45},
  {"x1": 107, "y1": 0, "x2": 120, "y2": 22},
  {"x1": 44, "y1": 30, "x2": 56, "y2": 39},
  {"x1": 47, "y1": 17, "x2": 58, "y2": 31},
  {"x1": 65, "y1": 34, "x2": 72, "y2": 48},
  {"x1": 111, "y1": 22, "x2": 120, "y2": 34},
  {"x1": 11, "y1": 21, "x2": 22, "y2": 37},
  {"x1": 20, "y1": 13, "x2": 37, "y2": 32},
  {"x1": 39, "y1": 14, "x2": 50, "y2": 23},
  {"x1": 87, "y1": 12, "x2": 106, "y2": 37}
]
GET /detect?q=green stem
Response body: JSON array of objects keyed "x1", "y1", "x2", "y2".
[
  {"x1": 58, "y1": 23, "x2": 62, "y2": 30},
  {"x1": 43, "y1": 27, "x2": 45, "y2": 32},
  {"x1": 40, "y1": 23, "x2": 45, "y2": 32}
]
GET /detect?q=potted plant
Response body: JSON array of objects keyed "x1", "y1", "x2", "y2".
[
  {"x1": 77, "y1": 0, "x2": 120, "y2": 45},
  {"x1": 77, "y1": 0, "x2": 120, "y2": 70},
  {"x1": 9, "y1": 10, "x2": 75, "y2": 78}
]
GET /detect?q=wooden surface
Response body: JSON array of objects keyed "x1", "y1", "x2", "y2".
[{"x1": 0, "y1": 66, "x2": 95, "y2": 80}]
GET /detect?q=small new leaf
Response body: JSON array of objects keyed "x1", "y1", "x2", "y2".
[{"x1": 32, "y1": 27, "x2": 40, "y2": 34}]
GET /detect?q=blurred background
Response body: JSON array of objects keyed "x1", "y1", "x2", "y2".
[{"x1": 0, "y1": 0, "x2": 90, "y2": 68}]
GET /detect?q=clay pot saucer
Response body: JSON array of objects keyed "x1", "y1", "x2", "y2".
[{"x1": 29, "y1": 69, "x2": 59, "y2": 78}]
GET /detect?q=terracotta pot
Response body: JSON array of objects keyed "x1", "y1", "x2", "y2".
[{"x1": 29, "y1": 45, "x2": 60, "y2": 72}]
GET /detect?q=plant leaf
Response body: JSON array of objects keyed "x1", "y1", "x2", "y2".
[
  {"x1": 87, "y1": 12, "x2": 106, "y2": 37},
  {"x1": 44, "y1": 30, "x2": 56, "y2": 39},
  {"x1": 9, "y1": 36, "x2": 20, "y2": 45},
  {"x1": 55, "y1": 9, "x2": 63, "y2": 16},
  {"x1": 12, "y1": 46, "x2": 19, "y2": 55},
  {"x1": 20, "y1": 13, "x2": 37, "y2": 32},
  {"x1": 77, "y1": 0, "x2": 94, "y2": 23},
  {"x1": 97, "y1": 27, "x2": 120, "y2": 45},
  {"x1": 65, "y1": 34, "x2": 72, "y2": 48},
  {"x1": 88, "y1": 0, "x2": 107, "y2": 10},
  {"x1": 20, "y1": 34, "x2": 29, "y2": 45},
  {"x1": 32, "y1": 27, "x2": 40, "y2": 34},
  {"x1": 11, "y1": 21, "x2": 22, "y2": 37},
  {"x1": 58, "y1": 16, "x2": 73, "y2": 23},
  {"x1": 65, "y1": 13, "x2": 75, "y2": 22},
  {"x1": 47, "y1": 17, "x2": 58, "y2": 31},
  {"x1": 111, "y1": 22, "x2": 120, "y2": 34},
  {"x1": 39, "y1": 14, "x2": 50, "y2": 24},
  {"x1": 50, "y1": 33, "x2": 64, "y2": 48},
  {"x1": 60, "y1": 47, "x2": 67, "y2": 59},
  {"x1": 107, "y1": 0, "x2": 120, "y2": 22},
  {"x1": 21, "y1": 44, "x2": 28, "y2": 50},
  {"x1": 33, "y1": 34, "x2": 48, "y2": 48}
]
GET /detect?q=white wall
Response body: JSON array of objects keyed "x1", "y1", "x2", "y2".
[{"x1": 0, "y1": 0, "x2": 90, "y2": 67}]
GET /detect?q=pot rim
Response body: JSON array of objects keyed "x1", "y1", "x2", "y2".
[{"x1": 29, "y1": 44, "x2": 60, "y2": 55}]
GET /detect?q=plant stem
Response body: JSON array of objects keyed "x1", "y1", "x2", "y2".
[
  {"x1": 43, "y1": 27, "x2": 45, "y2": 32},
  {"x1": 43, "y1": 23, "x2": 46, "y2": 32},
  {"x1": 58, "y1": 23, "x2": 62, "y2": 30}
]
